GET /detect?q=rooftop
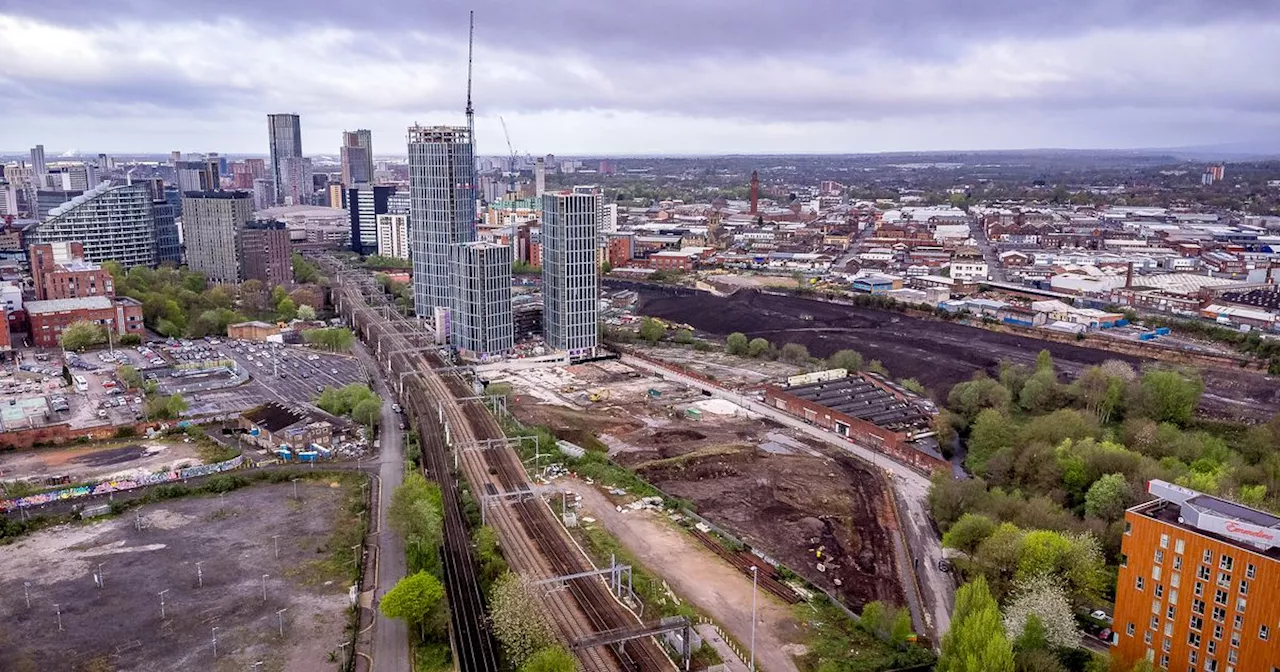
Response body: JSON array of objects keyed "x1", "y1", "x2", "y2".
[
  {"x1": 781, "y1": 373, "x2": 932, "y2": 434},
  {"x1": 26, "y1": 296, "x2": 114, "y2": 314},
  {"x1": 1137, "y1": 480, "x2": 1280, "y2": 556}
]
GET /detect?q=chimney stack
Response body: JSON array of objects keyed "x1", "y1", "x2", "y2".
[
  {"x1": 749, "y1": 170, "x2": 759, "y2": 215},
  {"x1": 1126, "y1": 261, "x2": 1134, "y2": 288}
]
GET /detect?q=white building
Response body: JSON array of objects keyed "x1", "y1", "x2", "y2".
[
  {"x1": 542, "y1": 190, "x2": 599, "y2": 358},
  {"x1": 0, "y1": 282, "x2": 22, "y2": 313},
  {"x1": 376, "y1": 213, "x2": 409, "y2": 260},
  {"x1": 449, "y1": 241, "x2": 512, "y2": 359},
  {"x1": 949, "y1": 259, "x2": 989, "y2": 282}
]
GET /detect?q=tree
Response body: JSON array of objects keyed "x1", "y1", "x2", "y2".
[
  {"x1": 942, "y1": 513, "x2": 998, "y2": 554},
  {"x1": 999, "y1": 361, "x2": 1033, "y2": 399},
  {"x1": 166, "y1": 394, "x2": 188, "y2": 417},
  {"x1": 899, "y1": 378, "x2": 927, "y2": 395},
  {"x1": 1018, "y1": 369, "x2": 1062, "y2": 414},
  {"x1": 825, "y1": 349, "x2": 864, "y2": 372},
  {"x1": 118, "y1": 333, "x2": 142, "y2": 346},
  {"x1": 118, "y1": 365, "x2": 143, "y2": 390},
  {"x1": 948, "y1": 377, "x2": 1012, "y2": 423},
  {"x1": 968, "y1": 409, "x2": 1018, "y2": 474},
  {"x1": 937, "y1": 577, "x2": 1014, "y2": 672},
  {"x1": 673, "y1": 329, "x2": 694, "y2": 345},
  {"x1": 296, "y1": 304, "x2": 317, "y2": 321},
  {"x1": 60, "y1": 320, "x2": 108, "y2": 352},
  {"x1": 780, "y1": 343, "x2": 810, "y2": 364},
  {"x1": 868, "y1": 359, "x2": 888, "y2": 375},
  {"x1": 1084, "y1": 473, "x2": 1132, "y2": 521},
  {"x1": 1002, "y1": 575, "x2": 1082, "y2": 650},
  {"x1": 292, "y1": 252, "x2": 321, "y2": 284},
  {"x1": 380, "y1": 571, "x2": 446, "y2": 641},
  {"x1": 1035, "y1": 350, "x2": 1054, "y2": 373},
  {"x1": 276, "y1": 297, "x2": 298, "y2": 322},
  {"x1": 747, "y1": 337, "x2": 771, "y2": 358},
  {"x1": 490, "y1": 572, "x2": 555, "y2": 667},
  {"x1": 1075, "y1": 365, "x2": 1126, "y2": 424},
  {"x1": 638, "y1": 317, "x2": 666, "y2": 343},
  {"x1": 520, "y1": 647, "x2": 576, "y2": 672},
  {"x1": 725, "y1": 332, "x2": 749, "y2": 356},
  {"x1": 1130, "y1": 369, "x2": 1203, "y2": 425},
  {"x1": 304, "y1": 327, "x2": 355, "y2": 352},
  {"x1": 389, "y1": 473, "x2": 444, "y2": 575},
  {"x1": 352, "y1": 398, "x2": 382, "y2": 428}
]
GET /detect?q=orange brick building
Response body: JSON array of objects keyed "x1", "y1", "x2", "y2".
[
  {"x1": 1113, "y1": 480, "x2": 1280, "y2": 672},
  {"x1": 29, "y1": 242, "x2": 115, "y2": 301}
]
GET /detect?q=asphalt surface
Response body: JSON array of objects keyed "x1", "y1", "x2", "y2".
[
  {"x1": 619, "y1": 353, "x2": 956, "y2": 641},
  {"x1": 178, "y1": 342, "x2": 369, "y2": 416},
  {"x1": 354, "y1": 340, "x2": 410, "y2": 672}
]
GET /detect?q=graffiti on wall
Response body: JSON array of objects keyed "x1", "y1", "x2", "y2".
[{"x1": 1, "y1": 456, "x2": 245, "y2": 512}]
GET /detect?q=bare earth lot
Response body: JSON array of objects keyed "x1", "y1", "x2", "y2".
[
  {"x1": 0, "y1": 481, "x2": 354, "y2": 672},
  {"x1": 0, "y1": 439, "x2": 207, "y2": 486},
  {"x1": 636, "y1": 288, "x2": 1280, "y2": 421}
]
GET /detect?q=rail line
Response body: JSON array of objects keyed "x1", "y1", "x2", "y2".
[{"x1": 322, "y1": 256, "x2": 674, "y2": 672}]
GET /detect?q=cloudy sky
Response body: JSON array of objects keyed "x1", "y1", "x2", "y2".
[{"x1": 1, "y1": 1, "x2": 1277, "y2": 156}]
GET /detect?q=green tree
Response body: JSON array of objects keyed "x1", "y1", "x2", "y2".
[
  {"x1": 297, "y1": 304, "x2": 317, "y2": 321},
  {"x1": 490, "y1": 572, "x2": 555, "y2": 667},
  {"x1": 474, "y1": 525, "x2": 509, "y2": 588},
  {"x1": 1084, "y1": 473, "x2": 1132, "y2": 521},
  {"x1": 1035, "y1": 350, "x2": 1054, "y2": 373},
  {"x1": 825, "y1": 349, "x2": 864, "y2": 372},
  {"x1": 747, "y1": 337, "x2": 771, "y2": 358},
  {"x1": 1018, "y1": 369, "x2": 1062, "y2": 414},
  {"x1": 166, "y1": 394, "x2": 188, "y2": 417},
  {"x1": 118, "y1": 365, "x2": 143, "y2": 389},
  {"x1": 352, "y1": 398, "x2": 382, "y2": 428},
  {"x1": 968, "y1": 409, "x2": 1018, "y2": 474},
  {"x1": 276, "y1": 297, "x2": 298, "y2": 322},
  {"x1": 725, "y1": 332, "x2": 749, "y2": 355},
  {"x1": 673, "y1": 329, "x2": 694, "y2": 345},
  {"x1": 942, "y1": 513, "x2": 998, "y2": 554},
  {"x1": 1130, "y1": 369, "x2": 1203, "y2": 425},
  {"x1": 292, "y1": 252, "x2": 321, "y2": 284},
  {"x1": 519, "y1": 646, "x2": 576, "y2": 672},
  {"x1": 937, "y1": 577, "x2": 1014, "y2": 672},
  {"x1": 638, "y1": 318, "x2": 666, "y2": 343},
  {"x1": 868, "y1": 359, "x2": 888, "y2": 375},
  {"x1": 948, "y1": 377, "x2": 1012, "y2": 423},
  {"x1": 380, "y1": 571, "x2": 446, "y2": 641},
  {"x1": 304, "y1": 327, "x2": 356, "y2": 352},
  {"x1": 60, "y1": 320, "x2": 108, "y2": 352},
  {"x1": 899, "y1": 378, "x2": 927, "y2": 395},
  {"x1": 119, "y1": 333, "x2": 142, "y2": 346},
  {"x1": 388, "y1": 473, "x2": 444, "y2": 575},
  {"x1": 780, "y1": 343, "x2": 810, "y2": 364}
]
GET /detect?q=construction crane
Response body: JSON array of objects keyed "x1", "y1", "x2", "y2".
[
  {"x1": 498, "y1": 116, "x2": 522, "y2": 261},
  {"x1": 464, "y1": 11, "x2": 480, "y2": 234}
]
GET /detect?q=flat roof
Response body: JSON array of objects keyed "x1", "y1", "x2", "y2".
[
  {"x1": 782, "y1": 375, "x2": 931, "y2": 432},
  {"x1": 26, "y1": 296, "x2": 114, "y2": 314}
]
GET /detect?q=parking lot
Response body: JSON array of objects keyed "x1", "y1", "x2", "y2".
[{"x1": 179, "y1": 340, "x2": 368, "y2": 415}]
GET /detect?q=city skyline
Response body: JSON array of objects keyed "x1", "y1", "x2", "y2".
[{"x1": 2, "y1": 2, "x2": 1278, "y2": 155}]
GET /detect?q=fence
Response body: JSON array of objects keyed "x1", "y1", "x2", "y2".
[{"x1": 1, "y1": 456, "x2": 245, "y2": 512}]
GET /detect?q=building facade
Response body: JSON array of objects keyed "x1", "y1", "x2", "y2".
[
  {"x1": 239, "y1": 220, "x2": 292, "y2": 288},
  {"x1": 448, "y1": 241, "x2": 512, "y2": 359},
  {"x1": 268, "y1": 113, "x2": 303, "y2": 206},
  {"x1": 33, "y1": 183, "x2": 157, "y2": 268},
  {"x1": 174, "y1": 159, "x2": 219, "y2": 192},
  {"x1": 541, "y1": 191, "x2": 599, "y2": 357},
  {"x1": 340, "y1": 129, "x2": 373, "y2": 186},
  {"x1": 279, "y1": 156, "x2": 313, "y2": 206},
  {"x1": 407, "y1": 125, "x2": 476, "y2": 316},
  {"x1": 29, "y1": 242, "x2": 114, "y2": 300},
  {"x1": 1113, "y1": 480, "x2": 1280, "y2": 672},
  {"x1": 181, "y1": 191, "x2": 254, "y2": 284},
  {"x1": 26, "y1": 296, "x2": 145, "y2": 348},
  {"x1": 348, "y1": 184, "x2": 394, "y2": 255},
  {"x1": 152, "y1": 200, "x2": 181, "y2": 266},
  {"x1": 376, "y1": 213, "x2": 409, "y2": 260}
]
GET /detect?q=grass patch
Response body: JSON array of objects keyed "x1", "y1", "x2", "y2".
[
  {"x1": 794, "y1": 599, "x2": 935, "y2": 672},
  {"x1": 304, "y1": 475, "x2": 370, "y2": 585},
  {"x1": 197, "y1": 441, "x2": 240, "y2": 464},
  {"x1": 414, "y1": 641, "x2": 453, "y2": 672}
]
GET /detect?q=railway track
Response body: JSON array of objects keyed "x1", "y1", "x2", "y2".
[{"x1": 323, "y1": 256, "x2": 674, "y2": 672}]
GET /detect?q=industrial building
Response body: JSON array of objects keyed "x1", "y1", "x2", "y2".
[
  {"x1": 448, "y1": 241, "x2": 513, "y2": 359},
  {"x1": 541, "y1": 190, "x2": 600, "y2": 358},
  {"x1": 1113, "y1": 480, "x2": 1280, "y2": 671},
  {"x1": 763, "y1": 372, "x2": 947, "y2": 473}
]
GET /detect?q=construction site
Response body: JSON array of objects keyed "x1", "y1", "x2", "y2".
[
  {"x1": 494, "y1": 358, "x2": 906, "y2": 612},
  {"x1": 0, "y1": 479, "x2": 360, "y2": 672}
]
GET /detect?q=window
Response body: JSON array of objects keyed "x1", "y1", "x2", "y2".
[
  {"x1": 1199, "y1": 566, "x2": 1212, "y2": 581},
  {"x1": 1163, "y1": 637, "x2": 1172, "y2": 652},
  {"x1": 1245, "y1": 563, "x2": 1255, "y2": 580},
  {"x1": 1219, "y1": 555, "x2": 1234, "y2": 572},
  {"x1": 1144, "y1": 630, "x2": 1153, "y2": 645},
  {"x1": 1154, "y1": 566, "x2": 1164, "y2": 582},
  {"x1": 1121, "y1": 553, "x2": 1129, "y2": 567},
  {"x1": 1126, "y1": 521, "x2": 1133, "y2": 535},
  {"x1": 1189, "y1": 631, "x2": 1202, "y2": 647},
  {"x1": 1215, "y1": 589, "x2": 1228, "y2": 606},
  {"x1": 1127, "y1": 622, "x2": 1136, "y2": 636},
  {"x1": 1213, "y1": 624, "x2": 1223, "y2": 640},
  {"x1": 1165, "y1": 621, "x2": 1174, "y2": 636},
  {"x1": 1189, "y1": 650, "x2": 1198, "y2": 665},
  {"x1": 1228, "y1": 649, "x2": 1237, "y2": 665},
  {"x1": 1161, "y1": 534, "x2": 1169, "y2": 548},
  {"x1": 1208, "y1": 640, "x2": 1217, "y2": 655},
  {"x1": 1236, "y1": 597, "x2": 1246, "y2": 613},
  {"x1": 1160, "y1": 654, "x2": 1169, "y2": 669},
  {"x1": 1170, "y1": 590, "x2": 1179, "y2": 606},
  {"x1": 1174, "y1": 555, "x2": 1183, "y2": 571},
  {"x1": 1138, "y1": 576, "x2": 1146, "y2": 590},
  {"x1": 1232, "y1": 614, "x2": 1242, "y2": 630},
  {"x1": 1193, "y1": 599, "x2": 1206, "y2": 615},
  {"x1": 1157, "y1": 585, "x2": 1165, "y2": 599},
  {"x1": 1217, "y1": 572, "x2": 1231, "y2": 588},
  {"x1": 1203, "y1": 549, "x2": 1214, "y2": 564},
  {"x1": 1172, "y1": 573, "x2": 1181, "y2": 588},
  {"x1": 1212, "y1": 606, "x2": 1226, "y2": 623},
  {"x1": 1206, "y1": 659, "x2": 1218, "y2": 672},
  {"x1": 1261, "y1": 625, "x2": 1270, "y2": 641},
  {"x1": 1230, "y1": 630, "x2": 1240, "y2": 647},
  {"x1": 1190, "y1": 615, "x2": 1204, "y2": 631},
  {"x1": 1156, "y1": 549, "x2": 1165, "y2": 564},
  {"x1": 1239, "y1": 581, "x2": 1248, "y2": 596},
  {"x1": 1151, "y1": 615, "x2": 1160, "y2": 630}
]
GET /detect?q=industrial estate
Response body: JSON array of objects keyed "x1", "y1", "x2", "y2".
[{"x1": 3, "y1": 12, "x2": 1280, "y2": 672}]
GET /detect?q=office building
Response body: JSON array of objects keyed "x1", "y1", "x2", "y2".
[
  {"x1": 376, "y1": 213, "x2": 409, "y2": 260},
  {"x1": 152, "y1": 199, "x2": 181, "y2": 266},
  {"x1": 239, "y1": 220, "x2": 292, "y2": 287},
  {"x1": 45, "y1": 164, "x2": 98, "y2": 191},
  {"x1": 26, "y1": 296, "x2": 145, "y2": 348},
  {"x1": 1113, "y1": 480, "x2": 1280, "y2": 672},
  {"x1": 36, "y1": 189, "x2": 84, "y2": 220},
  {"x1": 268, "y1": 113, "x2": 303, "y2": 206},
  {"x1": 541, "y1": 190, "x2": 599, "y2": 358},
  {"x1": 181, "y1": 191, "x2": 254, "y2": 284},
  {"x1": 348, "y1": 184, "x2": 395, "y2": 255},
  {"x1": 407, "y1": 125, "x2": 476, "y2": 315},
  {"x1": 34, "y1": 183, "x2": 157, "y2": 267},
  {"x1": 341, "y1": 129, "x2": 374, "y2": 186},
  {"x1": 449, "y1": 241, "x2": 512, "y2": 359},
  {"x1": 253, "y1": 178, "x2": 275, "y2": 211},
  {"x1": 279, "y1": 156, "x2": 313, "y2": 206},
  {"x1": 0, "y1": 181, "x2": 17, "y2": 217},
  {"x1": 535, "y1": 157, "x2": 546, "y2": 196},
  {"x1": 328, "y1": 184, "x2": 346, "y2": 209},
  {"x1": 29, "y1": 242, "x2": 114, "y2": 300}
]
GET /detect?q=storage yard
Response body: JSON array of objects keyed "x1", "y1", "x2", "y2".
[
  {"x1": 496, "y1": 359, "x2": 905, "y2": 612},
  {"x1": 634, "y1": 287, "x2": 1280, "y2": 421},
  {"x1": 0, "y1": 480, "x2": 359, "y2": 672}
]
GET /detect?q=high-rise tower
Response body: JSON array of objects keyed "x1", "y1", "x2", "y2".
[
  {"x1": 750, "y1": 170, "x2": 759, "y2": 215},
  {"x1": 340, "y1": 129, "x2": 374, "y2": 186},
  {"x1": 407, "y1": 125, "x2": 476, "y2": 315},
  {"x1": 541, "y1": 190, "x2": 600, "y2": 358},
  {"x1": 267, "y1": 114, "x2": 302, "y2": 206}
]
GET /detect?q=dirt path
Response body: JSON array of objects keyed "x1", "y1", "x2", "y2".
[{"x1": 559, "y1": 479, "x2": 804, "y2": 672}]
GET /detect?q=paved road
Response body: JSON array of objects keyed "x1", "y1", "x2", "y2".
[
  {"x1": 619, "y1": 354, "x2": 955, "y2": 640},
  {"x1": 355, "y1": 340, "x2": 410, "y2": 672},
  {"x1": 969, "y1": 216, "x2": 1006, "y2": 282}
]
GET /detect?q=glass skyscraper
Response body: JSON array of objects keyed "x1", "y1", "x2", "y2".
[
  {"x1": 541, "y1": 190, "x2": 600, "y2": 358},
  {"x1": 267, "y1": 113, "x2": 302, "y2": 206},
  {"x1": 34, "y1": 183, "x2": 157, "y2": 268},
  {"x1": 407, "y1": 125, "x2": 476, "y2": 316}
]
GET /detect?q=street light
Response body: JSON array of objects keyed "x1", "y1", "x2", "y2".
[{"x1": 749, "y1": 566, "x2": 758, "y2": 672}]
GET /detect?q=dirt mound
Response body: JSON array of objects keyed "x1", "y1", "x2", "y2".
[{"x1": 649, "y1": 429, "x2": 706, "y2": 445}]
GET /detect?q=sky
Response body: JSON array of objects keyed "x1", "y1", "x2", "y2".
[{"x1": 1, "y1": 1, "x2": 1278, "y2": 156}]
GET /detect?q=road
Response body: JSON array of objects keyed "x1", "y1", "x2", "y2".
[
  {"x1": 619, "y1": 354, "x2": 955, "y2": 641},
  {"x1": 969, "y1": 216, "x2": 1006, "y2": 282},
  {"x1": 356, "y1": 340, "x2": 410, "y2": 672}
]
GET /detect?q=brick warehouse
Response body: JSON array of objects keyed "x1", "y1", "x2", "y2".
[
  {"x1": 1112, "y1": 480, "x2": 1280, "y2": 672},
  {"x1": 26, "y1": 296, "x2": 145, "y2": 348},
  {"x1": 762, "y1": 371, "x2": 949, "y2": 474}
]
